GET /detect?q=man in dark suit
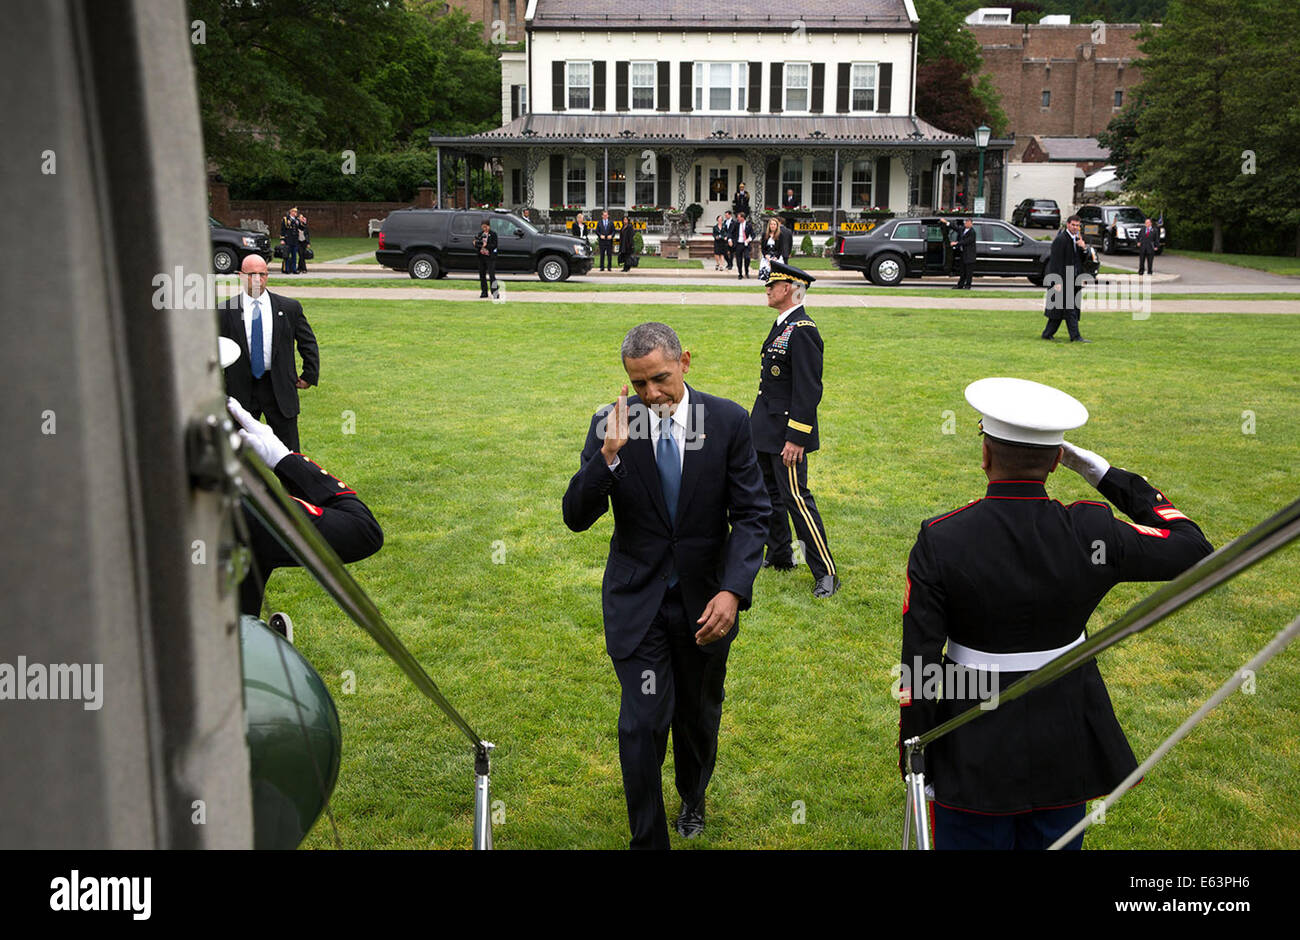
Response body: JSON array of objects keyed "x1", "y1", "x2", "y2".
[
  {"x1": 474, "y1": 219, "x2": 499, "y2": 298},
  {"x1": 899, "y1": 377, "x2": 1212, "y2": 849},
  {"x1": 751, "y1": 261, "x2": 839, "y2": 598},
  {"x1": 1137, "y1": 217, "x2": 1158, "y2": 275},
  {"x1": 732, "y1": 182, "x2": 751, "y2": 219},
  {"x1": 731, "y1": 211, "x2": 755, "y2": 280},
  {"x1": 1042, "y1": 216, "x2": 1090, "y2": 343},
  {"x1": 219, "y1": 254, "x2": 319, "y2": 452},
  {"x1": 951, "y1": 218, "x2": 977, "y2": 289},
  {"x1": 595, "y1": 210, "x2": 616, "y2": 271},
  {"x1": 618, "y1": 219, "x2": 637, "y2": 272},
  {"x1": 782, "y1": 188, "x2": 799, "y2": 228},
  {"x1": 721, "y1": 210, "x2": 735, "y2": 269},
  {"x1": 563, "y1": 322, "x2": 770, "y2": 849}
]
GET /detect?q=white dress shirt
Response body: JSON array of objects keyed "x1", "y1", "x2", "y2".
[
  {"x1": 775, "y1": 302, "x2": 802, "y2": 327},
  {"x1": 606, "y1": 385, "x2": 690, "y2": 475},
  {"x1": 241, "y1": 290, "x2": 274, "y2": 370}
]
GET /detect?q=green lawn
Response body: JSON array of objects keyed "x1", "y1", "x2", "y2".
[
  {"x1": 269, "y1": 298, "x2": 1300, "y2": 850},
  {"x1": 1167, "y1": 249, "x2": 1300, "y2": 277},
  {"x1": 307, "y1": 237, "x2": 381, "y2": 262}
]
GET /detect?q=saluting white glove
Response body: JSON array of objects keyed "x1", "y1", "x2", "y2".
[
  {"x1": 227, "y1": 397, "x2": 291, "y2": 468},
  {"x1": 1060, "y1": 440, "x2": 1110, "y2": 488}
]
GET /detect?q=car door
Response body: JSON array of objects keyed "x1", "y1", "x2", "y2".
[
  {"x1": 886, "y1": 220, "x2": 926, "y2": 275},
  {"x1": 489, "y1": 215, "x2": 528, "y2": 271},
  {"x1": 446, "y1": 212, "x2": 482, "y2": 268},
  {"x1": 980, "y1": 221, "x2": 1029, "y2": 275}
]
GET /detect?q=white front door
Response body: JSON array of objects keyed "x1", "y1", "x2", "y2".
[{"x1": 701, "y1": 160, "x2": 732, "y2": 228}]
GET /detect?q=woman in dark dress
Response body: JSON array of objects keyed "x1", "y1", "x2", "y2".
[
  {"x1": 761, "y1": 216, "x2": 792, "y2": 265},
  {"x1": 711, "y1": 214, "x2": 727, "y2": 270}
]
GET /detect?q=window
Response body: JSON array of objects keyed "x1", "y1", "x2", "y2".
[
  {"x1": 892, "y1": 221, "x2": 922, "y2": 240},
  {"x1": 568, "y1": 62, "x2": 592, "y2": 110},
  {"x1": 596, "y1": 161, "x2": 627, "y2": 206},
  {"x1": 510, "y1": 84, "x2": 528, "y2": 119},
  {"x1": 781, "y1": 158, "x2": 803, "y2": 205},
  {"x1": 785, "y1": 63, "x2": 810, "y2": 111},
  {"x1": 1114, "y1": 89, "x2": 1123, "y2": 108},
  {"x1": 519, "y1": 85, "x2": 527, "y2": 115},
  {"x1": 490, "y1": 217, "x2": 521, "y2": 239},
  {"x1": 635, "y1": 162, "x2": 656, "y2": 205},
  {"x1": 630, "y1": 62, "x2": 655, "y2": 109},
  {"x1": 509, "y1": 0, "x2": 517, "y2": 24},
  {"x1": 450, "y1": 214, "x2": 479, "y2": 235},
  {"x1": 851, "y1": 63, "x2": 876, "y2": 111},
  {"x1": 492, "y1": 0, "x2": 500, "y2": 23},
  {"x1": 693, "y1": 62, "x2": 748, "y2": 111},
  {"x1": 851, "y1": 160, "x2": 873, "y2": 206},
  {"x1": 976, "y1": 222, "x2": 1018, "y2": 244},
  {"x1": 566, "y1": 158, "x2": 587, "y2": 206},
  {"x1": 811, "y1": 158, "x2": 834, "y2": 207},
  {"x1": 1041, "y1": 89, "x2": 1051, "y2": 108}
]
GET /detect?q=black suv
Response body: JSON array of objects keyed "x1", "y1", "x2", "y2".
[
  {"x1": 1077, "y1": 205, "x2": 1166, "y2": 254},
  {"x1": 376, "y1": 208, "x2": 593, "y2": 281},
  {"x1": 210, "y1": 217, "x2": 272, "y2": 274},
  {"x1": 1011, "y1": 199, "x2": 1061, "y2": 229},
  {"x1": 834, "y1": 217, "x2": 1052, "y2": 286}
]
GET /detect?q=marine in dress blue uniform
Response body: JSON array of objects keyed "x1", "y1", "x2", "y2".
[
  {"x1": 899, "y1": 378, "x2": 1213, "y2": 849},
  {"x1": 751, "y1": 262, "x2": 839, "y2": 598}
]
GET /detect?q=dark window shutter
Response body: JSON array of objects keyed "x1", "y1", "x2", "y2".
[
  {"x1": 550, "y1": 155, "x2": 565, "y2": 206},
  {"x1": 877, "y1": 63, "x2": 892, "y2": 113},
  {"x1": 593, "y1": 61, "x2": 607, "y2": 111},
  {"x1": 811, "y1": 63, "x2": 825, "y2": 114},
  {"x1": 836, "y1": 63, "x2": 850, "y2": 113},
  {"x1": 615, "y1": 61, "x2": 629, "y2": 112},
  {"x1": 553, "y1": 61, "x2": 566, "y2": 111},
  {"x1": 769, "y1": 62, "x2": 784, "y2": 112},
  {"x1": 765, "y1": 157, "x2": 779, "y2": 208},
  {"x1": 680, "y1": 61, "x2": 693, "y2": 113},
  {"x1": 874, "y1": 156, "x2": 891, "y2": 209},
  {"x1": 748, "y1": 61, "x2": 761, "y2": 112},
  {"x1": 657, "y1": 61, "x2": 670, "y2": 111},
  {"x1": 510, "y1": 85, "x2": 520, "y2": 120},
  {"x1": 657, "y1": 156, "x2": 672, "y2": 206}
]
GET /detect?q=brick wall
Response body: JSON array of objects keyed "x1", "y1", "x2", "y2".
[
  {"x1": 968, "y1": 23, "x2": 1150, "y2": 145},
  {"x1": 207, "y1": 181, "x2": 436, "y2": 237}
]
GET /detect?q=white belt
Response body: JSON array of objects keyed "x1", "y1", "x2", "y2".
[{"x1": 945, "y1": 632, "x2": 1086, "y2": 672}]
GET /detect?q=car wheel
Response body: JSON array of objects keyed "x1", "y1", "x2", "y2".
[
  {"x1": 409, "y1": 253, "x2": 439, "y2": 280},
  {"x1": 869, "y1": 253, "x2": 905, "y2": 287},
  {"x1": 212, "y1": 246, "x2": 238, "y2": 274},
  {"x1": 1102, "y1": 233, "x2": 1114, "y2": 254},
  {"x1": 538, "y1": 255, "x2": 569, "y2": 282}
]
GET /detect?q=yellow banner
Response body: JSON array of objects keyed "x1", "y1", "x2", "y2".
[
  {"x1": 794, "y1": 221, "x2": 829, "y2": 231},
  {"x1": 613, "y1": 220, "x2": 647, "y2": 230},
  {"x1": 838, "y1": 221, "x2": 879, "y2": 232}
]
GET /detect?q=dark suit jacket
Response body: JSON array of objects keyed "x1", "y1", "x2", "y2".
[
  {"x1": 732, "y1": 190, "x2": 751, "y2": 217},
  {"x1": 475, "y1": 230, "x2": 498, "y2": 255},
  {"x1": 1045, "y1": 229, "x2": 1085, "y2": 315},
  {"x1": 729, "y1": 219, "x2": 755, "y2": 249},
  {"x1": 571, "y1": 220, "x2": 589, "y2": 239},
  {"x1": 1137, "y1": 225, "x2": 1159, "y2": 254},
  {"x1": 595, "y1": 219, "x2": 616, "y2": 244},
  {"x1": 219, "y1": 291, "x2": 319, "y2": 418},
  {"x1": 957, "y1": 225, "x2": 976, "y2": 264},
  {"x1": 563, "y1": 386, "x2": 770, "y2": 659},
  {"x1": 762, "y1": 226, "x2": 793, "y2": 262}
]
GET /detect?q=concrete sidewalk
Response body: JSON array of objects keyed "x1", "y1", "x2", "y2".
[{"x1": 252, "y1": 284, "x2": 1300, "y2": 314}]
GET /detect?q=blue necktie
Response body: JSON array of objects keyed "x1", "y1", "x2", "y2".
[
  {"x1": 657, "y1": 416, "x2": 681, "y2": 587},
  {"x1": 250, "y1": 300, "x2": 265, "y2": 379}
]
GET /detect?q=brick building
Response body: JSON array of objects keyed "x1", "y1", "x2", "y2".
[
  {"x1": 966, "y1": 20, "x2": 1152, "y2": 159},
  {"x1": 441, "y1": 0, "x2": 525, "y2": 44}
]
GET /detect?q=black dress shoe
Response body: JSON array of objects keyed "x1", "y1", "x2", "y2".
[
  {"x1": 812, "y1": 575, "x2": 841, "y2": 598},
  {"x1": 762, "y1": 558, "x2": 796, "y2": 571},
  {"x1": 675, "y1": 799, "x2": 705, "y2": 838}
]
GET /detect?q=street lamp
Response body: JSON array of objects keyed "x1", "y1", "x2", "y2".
[{"x1": 974, "y1": 124, "x2": 991, "y2": 215}]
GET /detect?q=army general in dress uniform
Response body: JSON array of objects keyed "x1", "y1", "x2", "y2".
[
  {"x1": 898, "y1": 378, "x2": 1213, "y2": 849},
  {"x1": 751, "y1": 261, "x2": 840, "y2": 598}
]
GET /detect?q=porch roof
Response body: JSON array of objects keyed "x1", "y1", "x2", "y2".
[{"x1": 430, "y1": 114, "x2": 1010, "y2": 150}]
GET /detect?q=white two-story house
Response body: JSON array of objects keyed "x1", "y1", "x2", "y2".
[{"x1": 429, "y1": 0, "x2": 1010, "y2": 225}]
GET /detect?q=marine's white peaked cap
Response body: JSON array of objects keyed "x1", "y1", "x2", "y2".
[
  {"x1": 964, "y1": 377, "x2": 1088, "y2": 447},
  {"x1": 218, "y1": 336, "x2": 241, "y2": 368}
]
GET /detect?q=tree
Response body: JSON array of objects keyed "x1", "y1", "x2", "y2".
[
  {"x1": 914, "y1": 0, "x2": 1008, "y2": 136},
  {"x1": 1128, "y1": 0, "x2": 1300, "y2": 253},
  {"x1": 189, "y1": 0, "x2": 500, "y2": 182},
  {"x1": 1097, "y1": 86, "x2": 1147, "y2": 184},
  {"x1": 916, "y1": 59, "x2": 1001, "y2": 136}
]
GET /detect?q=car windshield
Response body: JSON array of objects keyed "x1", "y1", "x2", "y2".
[{"x1": 1113, "y1": 208, "x2": 1146, "y2": 223}]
